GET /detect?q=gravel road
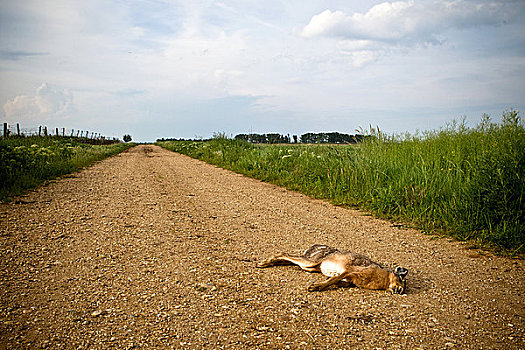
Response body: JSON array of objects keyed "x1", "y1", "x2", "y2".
[{"x1": 1, "y1": 144, "x2": 523, "y2": 349}]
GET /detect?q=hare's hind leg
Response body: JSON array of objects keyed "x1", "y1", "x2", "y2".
[{"x1": 257, "y1": 254, "x2": 320, "y2": 272}]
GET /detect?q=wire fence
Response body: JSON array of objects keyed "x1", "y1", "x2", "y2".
[{"x1": 2, "y1": 122, "x2": 121, "y2": 144}]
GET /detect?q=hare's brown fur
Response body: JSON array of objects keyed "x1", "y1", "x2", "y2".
[{"x1": 257, "y1": 244, "x2": 408, "y2": 293}]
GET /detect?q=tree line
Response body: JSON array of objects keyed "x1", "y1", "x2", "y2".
[
  {"x1": 234, "y1": 132, "x2": 365, "y2": 144},
  {"x1": 157, "y1": 132, "x2": 368, "y2": 144}
]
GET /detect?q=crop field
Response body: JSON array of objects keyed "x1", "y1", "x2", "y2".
[
  {"x1": 157, "y1": 110, "x2": 524, "y2": 255},
  {"x1": 0, "y1": 136, "x2": 134, "y2": 200}
]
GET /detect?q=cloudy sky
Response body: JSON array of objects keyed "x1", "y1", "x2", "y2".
[{"x1": 1, "y1": 0, "x2": 524, "y2": 142}]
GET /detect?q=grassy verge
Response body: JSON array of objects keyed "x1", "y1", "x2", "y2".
[
  {"x1": 157, "y1": 110, "x2": 524, "y2": 255},
  {"x1": 0, "y1": 136, "x2": 135, "y2": 200}
]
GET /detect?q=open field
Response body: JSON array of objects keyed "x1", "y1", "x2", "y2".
[
  {"x1": 0, "y1": 144, "x2": 523, "y2": 349},
  {"x1": 157, "y1": 111, "x2": 525, "y2": 255},
  {"x1": 0, "y1": 136, "x2": 135, "y2": 201}
]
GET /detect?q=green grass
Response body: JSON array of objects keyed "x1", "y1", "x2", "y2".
[
  {"x1": 0, "y1": 136, "x2": 135, "y2": 200},
  {"x1": 157, "y1": 110, "x2": 524, "y2": 255}
]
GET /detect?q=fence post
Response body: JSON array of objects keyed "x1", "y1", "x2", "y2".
[
  {"x1": 17, "y1": 123, "x2": 21, "y2": 136},
  {"x1": 3, "y1": 123, "x2": 7, "y2": 137},
  {"x1": 56, "y1": 128, "x2": 59, "y2": 136},
  {"x1": 62, "y1": 128, "x2": 65, "y2": 137}
]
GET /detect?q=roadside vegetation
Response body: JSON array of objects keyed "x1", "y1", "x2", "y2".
[
  {"x1": 157, "y1": 110, "x2": 524, "y2": 255},
  {"x1": 0, "y1": 136, "x2": 135, "y2": 200}
]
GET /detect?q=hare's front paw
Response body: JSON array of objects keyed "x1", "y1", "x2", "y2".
[
  {"x1": 308, "y1": 283, "x2": 322, "y2": 292},
  {"x1": 256, "y1": 259, "x2": 272, "y2": 268}
]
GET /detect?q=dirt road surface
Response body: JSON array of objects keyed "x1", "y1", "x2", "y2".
[{"x1": 1, "y1": 145, "x2": 523, "y2": 349}]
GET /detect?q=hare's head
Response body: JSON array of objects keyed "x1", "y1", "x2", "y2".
[{"x1": 388, "y1": 267, "x2": 408, "y2": 294}]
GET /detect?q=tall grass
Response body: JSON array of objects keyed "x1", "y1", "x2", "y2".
[
  {"x1": 157, "y1": 110, "x2": 524, "y2": 254},
  {"x1": 0, "y1": 136, "x2": 135, "y2": 200}
]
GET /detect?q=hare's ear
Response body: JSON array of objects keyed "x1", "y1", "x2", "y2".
[{"x1": 395, "y1": 267, "x2": 408, "y2": 280}]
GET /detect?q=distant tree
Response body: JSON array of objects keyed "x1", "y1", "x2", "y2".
[
  {"x1": 266, "y1": 133, "x2": 281, "y2": 144},
  {"x1": 301, "y1": 133, "x2": 320, "y2": 143},
  {"x1": 235, "y1": 133, "x2": 269, "y2": 143},
  {"x1": 123, "y1": 134, "x2": 132, "y2": 142},
  {"x1": 234, "y1": 134, "x2": 249, "y2": 142}
]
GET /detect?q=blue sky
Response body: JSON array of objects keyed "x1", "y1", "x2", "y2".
[{"x1": 1, "y1": 0, "x2": 524, "y2": 142}]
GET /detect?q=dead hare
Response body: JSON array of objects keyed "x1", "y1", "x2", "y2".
[{"x1": 256, "y1": 244, "x2": 408, "y2": 293}]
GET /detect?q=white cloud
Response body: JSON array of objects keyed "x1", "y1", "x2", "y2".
[
  {"x1": 300, "y1": 9, "x2": 348, "y2": 38},
  {"x1": 301, "y1": 1, "x2": 515, "y2": 44},
  {"x1": 3, "y1": 83, "x2": 73, "y2": 123}
]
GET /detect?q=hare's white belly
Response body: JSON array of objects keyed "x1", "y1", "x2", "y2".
[{"x1": 319, "y1": 260, "x2": 346, "y2": 277}]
